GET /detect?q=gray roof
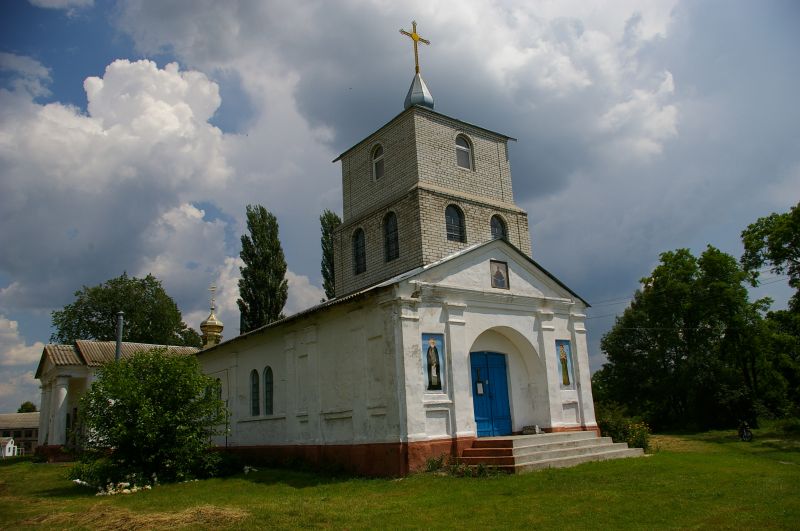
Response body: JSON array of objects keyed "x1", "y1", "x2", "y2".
[
  {"x1": 0, "y1": 412, "x2": 39, "y2": 429},
  {"x1": 35, "y1": 341, "x2": 199, "y2": 379}
]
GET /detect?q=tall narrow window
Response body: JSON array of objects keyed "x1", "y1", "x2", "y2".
[
  {"x1": 250, "y1": 369, "x2": 260, "y2": 416},
  {"x1": 384, "y1": 212, "x2": 399, "y2": 261},
  {"x1": 353, "y1": 228, "x2": 366, "y2": 274},
  {"x1": 456, "y1": 135, "x2": 472, "y2": 169},
  {"x1": 263, "y1": 367, "x2": 274, "y2": 416},
  {"x1": 372, "y1": 145, "x2": 385, "y2": 180},
  {"x1": 445, "y1": 205, "x2": 466, "y2": 242},
  {"x1": 490, "y1": 215, "x2": 507, "y2": 239}
]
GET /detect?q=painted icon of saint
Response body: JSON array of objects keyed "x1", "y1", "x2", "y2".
[
  {"x1": 492, "y1": 264, "x2": 506, "y2": 288},
  {"x1": 427, "y1": 337, "x2": 442, "y2": 390},
  {"x1": 559, "y1": 344, "x2": 571, "y2": 386}
]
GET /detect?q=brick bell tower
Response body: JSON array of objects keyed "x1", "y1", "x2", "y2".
[{"x1": 332, "y1": 21, "x2": 532, "y2": 298}]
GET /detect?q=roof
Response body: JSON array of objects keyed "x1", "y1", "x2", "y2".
[
  {"x1": 201, "y1": 239, "x2": 589, "y2": 354},
  {"x1": 0, "y1": 412, "x2": 39, "y2": 429},
  {"x1": 35, "y1": 340, "x2": 199, "y2": 379},
  {"x1": 333, "y1": 105, "x2": 516, "y2": 162}
]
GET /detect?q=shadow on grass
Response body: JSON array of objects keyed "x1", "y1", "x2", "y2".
[
  {"x1": 236, "y1": 466, "x2": 363, "y2": 489},
  {"x1": 0, "y1": 456, "x2": 34, "y2": 467}
]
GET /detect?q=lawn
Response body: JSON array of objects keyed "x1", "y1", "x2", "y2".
[{"x1": 1, "y1": 425, "x2": 798, "y2": 529}]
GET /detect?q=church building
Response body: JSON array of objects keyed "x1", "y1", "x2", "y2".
[{"x1": 197, "y1": 23, "x2": 603, "y2": 475}]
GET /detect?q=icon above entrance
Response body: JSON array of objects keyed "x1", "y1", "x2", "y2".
[{"x1": 470, "y1": 352, "x2": 512, "y2": 437}]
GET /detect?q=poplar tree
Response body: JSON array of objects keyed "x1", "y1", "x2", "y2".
[
  {"x1": 320, "y1": 209, "x2": 341, "y2": 300},
  {"x1": 237, "y1": 205, "x2": 288, "y2": 333}
]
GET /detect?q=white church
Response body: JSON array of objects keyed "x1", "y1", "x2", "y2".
[{"x1": 36, "y1": 24, "x2": 641, "y2": 474}]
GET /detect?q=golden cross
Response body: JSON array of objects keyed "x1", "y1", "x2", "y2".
[{"x1": 399, "y1": 20, "x2": 430, "y2": 74}]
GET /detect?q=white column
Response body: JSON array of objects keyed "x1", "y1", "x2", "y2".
[
  {"x1": 50, "y1": 376, "x2": 70, "y2": 445},
  {"x1": 445, "y1": 302, "x2": 474, "y2": 437},
  {"x1": 38, "y1": 384, "x2": 51, "y2": 445}
]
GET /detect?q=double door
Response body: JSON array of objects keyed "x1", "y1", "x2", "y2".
[{"x1": 470, "y1": 352, "x2": 512, "y2": 437}]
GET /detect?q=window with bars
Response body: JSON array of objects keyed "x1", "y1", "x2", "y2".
[
  {"x1": 263, "y1": 366, "x2": 274, "y2": 415},
  {"x1": 490, "y1": 215, "x2": 507, "y2": 239},
  {"x1": 384, "y1": 212, "x2": 399, "y2": 261},
  {"x1": 446, "y1": 205, "x2": 466, "y2": 242},
  {"x1": 353, "y1": 228, "x2": 366, "y2": 274},
  {"x1": 250, "y1": 369, "x2": 260, "y2": 416}
]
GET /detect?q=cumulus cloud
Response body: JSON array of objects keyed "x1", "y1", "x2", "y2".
[
  {"x1": 0, "y1": 59, "x2": 231, "y2": 314},
  {"x1": 0, "y1": 370, "x2": 39, "y2": 413},
  {"x1": 0, "y1": 316, "x2": 44, "y2": 366}
]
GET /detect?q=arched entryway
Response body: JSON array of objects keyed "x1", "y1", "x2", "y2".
[{"x1": 469, "y1": 326, "x2": 549, "y2": 436}]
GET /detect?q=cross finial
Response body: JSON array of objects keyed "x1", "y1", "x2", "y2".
[
  {"x1": 209, "y1": 283, "x2": 217, "y2": 312},
  {"x1": 400, "y1": 20, "x2": 430, "y2": 74}
]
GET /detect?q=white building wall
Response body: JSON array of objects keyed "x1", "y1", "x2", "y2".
[{"x1": 200, "y1": 293, "x2": 404, "y2": 448}]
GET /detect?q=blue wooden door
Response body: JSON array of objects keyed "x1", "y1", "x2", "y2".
[{"x1": 470, "y1": 352, "x2": 512, "y2": 437}]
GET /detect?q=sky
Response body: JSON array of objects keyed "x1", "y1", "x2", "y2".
[{"x1": 0, "y1": 0, "x2": 798, "y2": 412}]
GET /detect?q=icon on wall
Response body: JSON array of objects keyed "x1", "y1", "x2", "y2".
[
  {"x1": 490, "y1": 260, "x2": 509, "y2": 289},
  {"x1": 556, "y1": 339, "x2": 574, "y2": 389},
  {"x1": 422, "y1": 333, "x2": 444, "y2": 391}
]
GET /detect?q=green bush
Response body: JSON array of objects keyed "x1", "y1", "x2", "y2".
[
  {"x1": 77, "y1": 348, "x2": 226, "y2": 485},
  {"x1": 597, "y1": 403, "x2": 652, "y2": 452}
]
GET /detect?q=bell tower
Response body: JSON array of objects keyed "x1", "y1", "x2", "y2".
[{"x1": 332, "y1": 22, "x2": 532, "y2": 298}]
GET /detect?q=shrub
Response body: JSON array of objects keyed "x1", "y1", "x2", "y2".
[
  {"x1": 77, "y1": 348, "x2": 226, "y2": 485},
  {"x1": 597, "y1": 402, "x2": 652, "y2": 452},
  {"x1": 425, "y1": 454, "x2": 446, "y2": 472}
]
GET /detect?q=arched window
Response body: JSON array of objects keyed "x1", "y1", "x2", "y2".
[
  {"x1": 384, "y1": 212, "x2": 399, "y2": 261},
  {"x1": 372, "y1": 144, "x2": 385, "y2": 180},
  {"x1": 250, "y1": 370, "x2": 260, "y2": 416},
  {"x1": 445, "y1": 205, "x2": 466, "y2": 243},
  {"x1": 353, "y1": 228, "x2": 366, "y2": 274},
  {"x1": 216, "y1": 377, "x2": 222, "y2": 402},
  {"x1": 263, "y1": 367, "x2": 273, "y2": 416},
  {"x1": 490, "y1": 215, "x2": 507, "y2": 240},
  {"x1": 456, "y1": 135, "x2": 472, "y2": 170}
]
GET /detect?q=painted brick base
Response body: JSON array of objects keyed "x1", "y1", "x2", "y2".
[
  {"x1": 220, "y1": 436, "x2": 476, "y2": 477},
  {"x1": 35, "y1": 445, "x2": 74, "y2": 463}
]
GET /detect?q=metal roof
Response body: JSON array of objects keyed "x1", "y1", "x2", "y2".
[
  {"x1": 0, "y1": 412, "x2": 40, "y2": 429},
  {"x1": 35, "y1": 340, "x2": 199, "y2": 379},
  {"x1": 43, "y1": 344, "x2": 82, "y2": 366},
  {"x1": 75, "y1": 340, "x2": 198, "y2": 367}
]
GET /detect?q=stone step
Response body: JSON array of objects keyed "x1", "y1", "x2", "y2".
[
  {"x1": 511, "y1": 447, "x2": 645, "y2": 473},
  {"x1": 471, "y1": 431, "x2": 597, "y2": 449},
  {"x1": 460, "y1": 431, "x2": 645, "y2": 473},
  {"x1": 460, "y1": 442, "x2": 629, "y2": 466},
  {"x1": 462, "y1": 436, "x2": 613, "y2": 458}
]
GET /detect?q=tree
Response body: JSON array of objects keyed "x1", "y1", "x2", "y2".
[
  {"x1": 597, "y1": 246, "x2": 771, "y2": 430},
  {"x1": 741, "y1": 201, "x2": 800, "y2": 310},
  {"x1": 51, "y1": 273, "x2": 201, "y2": 347},
  {"x1": 320, "y1": 209, "x2": 341, "y2": 300},
  {"x1": 237, "y1": 204, "x2": 288, "y2": 333},
  {"x1": 741, "y1": 202, "x2": 800, "y2": 413},
  {"x1": 77, "y1": 348, "x2": 225, "y2": 483},
  {"x1": 17, "y1": 401, "x2": 37, "y2": 413}
]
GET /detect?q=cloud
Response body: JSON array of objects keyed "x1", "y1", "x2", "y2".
[
  {"x1": 0, "y1": 370, "x2": 39, "y2": 413},
  {"x1": 0, "y1": 316, "x2": 44, "y2": 366},
  {"x1": 28, "y1": 0, "x2": 93, "y2": 10},
  {"x1": 0, "y1": 59, "x2": 231, "y2": 315},
  {"x1": 0, "y1": 52, "x2": 52, "y2": 97},
  {"x1": 284, "y1": 271, "x2": 326, "y2": 316}
]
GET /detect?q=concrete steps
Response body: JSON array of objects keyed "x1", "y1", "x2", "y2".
[{"x1": 460, "y1": 431, "x2": 644, "y2": 473}]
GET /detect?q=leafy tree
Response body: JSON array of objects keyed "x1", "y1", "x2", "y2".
[
  {"x1": 76, "y1": 348, "x2": 225, "y2": 483},
  {"x1": 320, "y1": 209, "x2": 341, "y2": 300},
  {"x1": 51, "y1": 273, "x2": 201, "y2": 347},
  {"x1": 597, "y1": 246, "x2": 771, "y2": 430},
  {"x1": 237, "y1": 204, "x2": 288, "y2": 333},
  {"x1": 17, "y1": 401, "x2": 37, "y2": 413},
  {"x1": 741, "y1": 202, "x2": 800, "y2": 413}
]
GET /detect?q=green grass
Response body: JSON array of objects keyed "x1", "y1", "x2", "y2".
[{"x1": 1, "y1": 424, "x2": 799, "y2": 529}]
